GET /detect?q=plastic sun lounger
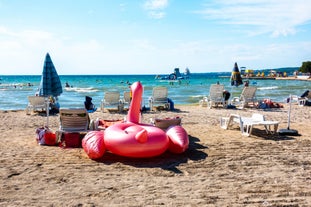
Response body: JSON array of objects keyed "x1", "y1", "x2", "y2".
[
  {"x1": 220, "y1": 113, "x2": 279, "y2": 137},
  {"x1": 100, "y1": 91, "x2": 123, "y2": 112},
  {"x1": 292, "y1": 90, "x2": 311, "y2": 106},
  {"x1": 149, "y1": 86, "x2": 170, "y2": 111},
  {"x1": 231, "y1": 86, "x2": 257, "y2": 109},
  {"x1": 204, "y1": 84, "x2": 227, "y2": 109},
  {"x1": 26, "y1": 96, "x2": 48, "y2": 114}
]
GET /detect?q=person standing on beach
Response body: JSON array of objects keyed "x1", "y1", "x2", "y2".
[{"x1": 244, "y1": 80, "x2": 249, "y2": 87}]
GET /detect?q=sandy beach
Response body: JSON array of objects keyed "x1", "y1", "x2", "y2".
[{"x1": 1, "y1": 104, "x2": 311, "y2": 206}]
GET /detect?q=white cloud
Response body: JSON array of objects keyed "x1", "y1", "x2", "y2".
[
  {"x1": 143, "y1": 0, "x2": 168, "y2": 19},
  {"x1": 197, "y1": 0, "x2": 311, "y2": 37},
  {"x1": 144, "y1": 0, "x2": 168, "y2": 10},
  {"x1": 148, "y1": 11, "x2": 166, "y2": 19},
  {"x1": 119, "y1": 3, "x2": 126, "y2": 12}
]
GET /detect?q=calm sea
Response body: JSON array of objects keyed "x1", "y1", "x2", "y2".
[{"x1": 0, "y1": 73, "x2": 309, "y2": 110}]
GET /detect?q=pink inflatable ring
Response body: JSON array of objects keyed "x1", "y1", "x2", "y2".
[{"x1": 84, "y1": 81, "x2": 189, "y2": 158}]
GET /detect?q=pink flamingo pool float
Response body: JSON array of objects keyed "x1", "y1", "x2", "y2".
[{"x1": 83, "y1": 81, "x2": 189, "y2": 159}]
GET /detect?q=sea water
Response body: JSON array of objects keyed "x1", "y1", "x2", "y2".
[{"x1": 0, "y1": 73, "x2": 309, "y2": 110}]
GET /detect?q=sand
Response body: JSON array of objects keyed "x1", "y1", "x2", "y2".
[{"x1": 1, "y1": 104, "x2": 311, "y2": 206}]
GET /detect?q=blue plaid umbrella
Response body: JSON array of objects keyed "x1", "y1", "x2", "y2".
[
  {"x1": 38, "y1": 53, "x2": 62, "y2": 127},
  {"x1": 38, "y1": 53, "x2": 63, "y2": 97},
  {"x1": 230, "y1": 62, "x2": 243, "y2": 86}
]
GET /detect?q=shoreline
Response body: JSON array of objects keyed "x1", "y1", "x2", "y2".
[{"x1": 276, "y1": 76, "x2": 311, "y2": 81}]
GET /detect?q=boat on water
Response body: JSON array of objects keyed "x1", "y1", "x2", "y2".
[{"x1": 155, "y1": 68, "x2": 190, "y2": 81}]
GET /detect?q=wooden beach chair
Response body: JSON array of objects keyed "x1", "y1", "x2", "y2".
[
  {"x1": 58, "y1": 108, "x2": 90, "y2": 147},
  {"x1": 59, "y1": 108, "x2": 90, "y2": 132}
]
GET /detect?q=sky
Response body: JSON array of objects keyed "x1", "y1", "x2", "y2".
[{"x1": 1, "y1": 0, "x2": 311, "y2": 75}]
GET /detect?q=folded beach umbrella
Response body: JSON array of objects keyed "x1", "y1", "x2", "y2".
[
  {"x1": 38, "y1": 53, "x2": 63, "y2": 126},
  {"x1": 230, "y1": 62, "x2": 243, "y2": 86},
  {"x1": 38, "y1": 53, "x2": 63, "y2": 97}
]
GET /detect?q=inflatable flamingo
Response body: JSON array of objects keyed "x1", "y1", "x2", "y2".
[{"x1": 83, "y1": 81, "x2": 189, "y2": 159}]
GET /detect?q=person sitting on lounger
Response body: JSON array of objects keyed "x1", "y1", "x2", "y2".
[
  {"x1": 223, "y1": 90, "x2": 231, "y2": 101},
  {"x1": 84, "y1": 96, "x2": 97, "y2": 112},
  {"x1": 49, "y1": 96, "x2": 60, "y2": 114},
  {"x1": 300, "y1": 90, "x2": 311, "y2": 106}
]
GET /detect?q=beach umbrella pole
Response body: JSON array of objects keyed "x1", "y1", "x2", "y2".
[
  {"x1": 278, "y1": 94, "x2": 298, "y2": 136},
  {"x1": 46, "y1": 98, "x2": 49, "y2": 127}
]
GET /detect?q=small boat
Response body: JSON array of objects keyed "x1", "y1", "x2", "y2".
[{"x1": 155, "y1": 68, "x2": 190, "y2": 81}]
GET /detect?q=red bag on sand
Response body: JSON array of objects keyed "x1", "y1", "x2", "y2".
[
  {"x1": 82, "y1": 131, "x2": 105, "y2": 159},
  {"x1": 58, "y1": 132, "x2": 85, "y2": 148},
  {"x1": 36, "y1": 127, "x2": 57, "y2": 146},
  {"x1": 44, "y1": 132, "x2": 57, "y2": 146}
]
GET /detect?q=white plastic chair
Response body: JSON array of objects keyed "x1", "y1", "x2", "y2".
[
  {"x1": 292, "y1": 90, "x2": 311, "y2": 106},
  {"x1": 220, "y1": 113, "x2": 279, "y2": 136},
  {"x1": 149, "y1": 86, "x2": 170, "y2": 111},
  {"x1": 26, "y1": 96, "x2": 47, "y2": 114},
  {"x1": 122, "y1": 91, "x2": 131, "y2": 110},
  {"x1": 100, "y1": 91, "x2": 123, "y2": 112},
  {"x1": 206, "y1": 84, "x2": 226, "y2": 108},
  {"x1": 231, "y1": 86, "x2": 257, "y2": 109}
]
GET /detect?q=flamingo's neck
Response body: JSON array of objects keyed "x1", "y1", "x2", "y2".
[{"x1": 127, "y1": 82, "x2": 143, "y2": 123}]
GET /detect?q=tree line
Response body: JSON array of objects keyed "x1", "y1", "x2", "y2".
[{"x1": 299, "y1": 61, "x2": 311, "y2": 73}]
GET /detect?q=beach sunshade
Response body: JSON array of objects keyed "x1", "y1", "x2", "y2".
[
  {"x1": 230, "y1": 62, "x2": 243, "y2": 87},
  {"x1": 38, "y1": 53, "x2": 62, "y2": 127},
  {"x1": 38, "y1": 53, "x2": 63, "y2": 97}
]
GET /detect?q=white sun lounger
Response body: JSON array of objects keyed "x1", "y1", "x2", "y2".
[
  {"x1": 220, "y1": 113, "x2": 279, "y2": 136},
  {"x1": 26, "y1": 96, "x2": 48, "y2": 114},
  {"x1": 231, "y1": 86, "x2": 257, "y2": 109},
  {"x1": 207, "y1": 84, "x2": 227, "y2": 108}
]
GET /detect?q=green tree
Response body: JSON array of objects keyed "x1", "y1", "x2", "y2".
[{"x1": 299, "y1": 61, "x2": 311, "y2": 73}]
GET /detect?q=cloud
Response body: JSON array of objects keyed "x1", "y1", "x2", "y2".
[
  {"x1": 197, "y1": 0, "x2": 311, "y2": 37},
  {"x1": 143, "y1": 0, "x2": 168, "y2": 19},
  {"x1": 144, "y1": 0, "x2": 168, "y2": 10},
  {"x1": 119, "y1": 3, "x2": 126, "y2": 12}
]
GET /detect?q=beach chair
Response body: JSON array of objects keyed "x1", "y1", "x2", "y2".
[
  {"x1": 231, "y1": 86, "x2": 257, "y2": 109},
  {"x1": 59, "y1": 108, "x2": 90, "y2": 132},
  {"x1": 25, "y1": 96, "x2": 48, "y2": 114},
  {"x1": 58, "y1": 108, "x2": 90, "y2": 147},
  {"x1": 122, "y1": 91, "x2": 131, "y2": 110},
  {"x1": 100, "y1": 91, "x2": 123, "y2": 112},
  {"x1": 149, "y1": 86, "x2": 170, "y2": 111},
  {"x1": 292, "y1": 90, "x2": 311, "y2": 106},
  {"x1": 206, "y1": 84, "x2": 227, "y2": 108},
  {"x1": 220, "y1": 113, "x2": 279, "y2": 136}
]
